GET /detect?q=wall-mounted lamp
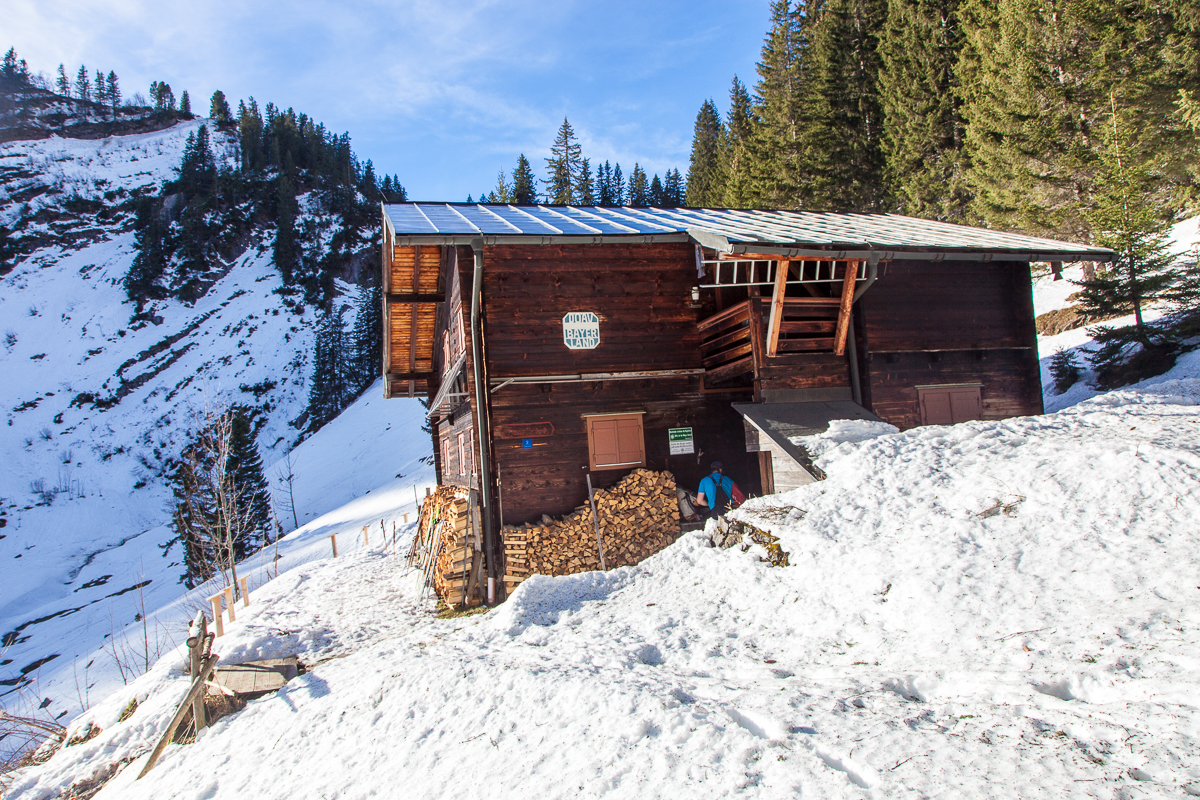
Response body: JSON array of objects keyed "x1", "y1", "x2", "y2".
[{"x1": 690, "y1": 286, "x2": 701, "y2": 302}]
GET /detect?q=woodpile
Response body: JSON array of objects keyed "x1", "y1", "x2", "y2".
[
  {"x1": 502, "y1": 469, "x2": 681, "y2": 594},
  {"x1": 410, "y1": 486, "x2": 486, "y2": 609}
]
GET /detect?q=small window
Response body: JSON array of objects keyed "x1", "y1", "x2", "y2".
[
  {"x1": 441, "y1": 436, "x2": 452, "y2": 478},
  {"x1": 458, "y1": 432, "x2": 467, "y2": 476},
  {"x1": 918, "y1": 384, "x2": 983, "y2": 425},
  {"x1": 585, "y1": 413, "x2": 646, "y2": 471}
]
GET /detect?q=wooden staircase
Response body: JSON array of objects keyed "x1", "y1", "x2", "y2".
[{"x1": 697, "y1": 296, "x2": 845, "y2": 385}]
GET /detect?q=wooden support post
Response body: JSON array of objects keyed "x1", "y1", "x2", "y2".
[
  {"x1": 330, "y1": 533, "x2": 338, "y2": 558},
  {"x1": 238, "y1": 577, "x2": 249, "y2": 608},
  {"x1": 223, "y1": 586, "x2": 235, "y2": 623},
  {"x1": 186, "y1": 612, "x2": 207, "y2": 734},
  {"x1": 208, "y1": 594, "x2": 224, "y2": 637},
  {"x1": 402, "y1": 513, "x2": 409, "y2": 524},
  {"x1": 137, "y1": 653, "x2": 220, "y2": 779},
  {"x1": 833, "y1": 260, "x2": 859, "y2": 356},
  {"x1": 362, "y1": 525, "x2": 369, "y2": 547},
  {"x1": 766, "y1": 259, "x2": 790, "y2": 357}
]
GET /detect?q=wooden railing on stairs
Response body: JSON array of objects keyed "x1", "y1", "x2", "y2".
[{"x1": 697, "y1": 296, "x2": 846, "y2": 385}]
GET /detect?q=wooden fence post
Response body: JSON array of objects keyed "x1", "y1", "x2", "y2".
[
  {"x1": 208, "y1": 594, "x2": 224, "y2": 637},
  {"x1": 186, "y1": 612, "x2": 208, "y2": 734},
  {"x1": 362, "y1": 525, "x2": 369, "y2": 547},
  {"x1": 238, "y1": 576, "x2": 249, "y2": 607},
  {"x1": 223, "y1": 586, "x2": 235, "y2": 622},
  {"x1": 330, "y1": 533, "x2": 338, "y2": 558}
]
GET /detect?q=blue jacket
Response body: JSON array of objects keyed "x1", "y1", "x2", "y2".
[{"x1": 698, "y1": 472, "x2": 733, "y2": 506}]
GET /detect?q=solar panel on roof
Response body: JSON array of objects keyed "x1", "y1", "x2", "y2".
[{"x1": 382, "y1": 203, "x2": 1110, "y2": 257}]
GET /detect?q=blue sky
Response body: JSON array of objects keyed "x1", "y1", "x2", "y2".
[{"x1": 9, "y1": 0, "x2": 769, "y2": 200}]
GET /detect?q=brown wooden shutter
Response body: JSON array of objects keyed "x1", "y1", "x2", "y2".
[{"x1": 586, "y1": 414, "x2": 646, "y2": 470}]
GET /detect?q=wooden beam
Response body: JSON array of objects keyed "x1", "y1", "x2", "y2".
[
  {"x1": 766, "y1": 259, "x2": 790, "y2": 357},
  {"x1": 722, "y1": 252, "x2": 839, "y2": 262},
  {"x1": 385, "y1": 293, "x2": 445, "y2": 303},
  {"x1": 833, "y1": 259, "x2": 858, "y2": 356}
]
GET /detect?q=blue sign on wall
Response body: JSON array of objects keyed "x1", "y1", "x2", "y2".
[{"x1": 522, "y1": 438, "x2": 533, "y2": 449}]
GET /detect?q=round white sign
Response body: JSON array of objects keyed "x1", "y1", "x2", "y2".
[{"x1": 562, "y1": 311, "x2": 600, "y2": 350}]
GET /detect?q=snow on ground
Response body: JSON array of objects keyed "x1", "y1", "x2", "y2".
[
  {"x1": 0, "y1": 124, "x2": 434, "y2": 726},
  {"x1": 7, "y1": 352, "x2": 1199, "y2": 799}
]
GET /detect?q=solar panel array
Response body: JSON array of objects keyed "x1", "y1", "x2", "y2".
[{"x1": 383, "y1": 203, "x2": 1110, "y2": 257}]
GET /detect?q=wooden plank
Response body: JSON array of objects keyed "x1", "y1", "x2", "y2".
[
  {"x1": 697, "y1": 299, "x2": 752, "y2": 332},
  {"x1": 702, "y1": 342, "x2": 753, "y2": 367},
  {"x1": 779, "y1": 320, "x2": 837, "y2": 334},
  {"x1": 775, "y1": 338, "x2": 836, "y2": 352},
  {"x1": 766, "y1": 260, "x2": 790, "y2": 357},
  {"x1": 386, "y1": 293, "x2": 445, "y2": 303},
  {"x1": 833, "y1": 260, "x2": 858, "y2": 356},
  {"x1": 783, "y1": 297, "x2": 841, "y2": 306},
  {"x1": 704, "y1": 354, "x2": 754, "y2": 383},
  {"x1": 213, "y1": 658, "x2": 298, "y2": 697},
  {"x1": 699, "y1": 325, "x2": 752, "y2": 354}
]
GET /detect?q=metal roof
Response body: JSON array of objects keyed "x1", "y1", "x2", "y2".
[{"x1": 382, "y1": 203, "x2": 1112, "y2": 261}]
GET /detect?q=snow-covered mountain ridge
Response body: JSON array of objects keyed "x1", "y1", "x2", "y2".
[{"x1": 0, "y1": 121, "x2": 432, "y2": 724}]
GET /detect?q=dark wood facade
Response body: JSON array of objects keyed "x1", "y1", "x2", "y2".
[{"x1": 383, "y1": 229, "x2": 1049, "y2": 597}]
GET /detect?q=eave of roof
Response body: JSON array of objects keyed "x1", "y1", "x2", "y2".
[{"x1": 382, "y1": 203, "x2": 1115, "y2": 262}]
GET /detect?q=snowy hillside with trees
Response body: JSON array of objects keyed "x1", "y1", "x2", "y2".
[{"x1": 0, "y1": 90, "x2": 433, "y2": 749}]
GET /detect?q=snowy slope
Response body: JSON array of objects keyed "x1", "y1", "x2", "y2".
[
  {"x1": 7, "y1": 353, "x2": 1198, "y2": 798},
  {"x1": 0, "y1": 124, "x2": 433, "y2": 725},
  {"x1": 1034, "y1": 214, "x2": 1199, "y2": 412}
]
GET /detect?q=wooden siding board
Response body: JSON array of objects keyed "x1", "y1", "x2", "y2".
[
  {"x1": 861, "y1": 261, "x2": 1036, "y2": 352},
  {"x1": 866, "y1": 349, "x2": 1042, "y2": 429}
]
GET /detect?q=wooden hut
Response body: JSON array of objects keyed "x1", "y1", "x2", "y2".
[{"x1": 381, "y1": 204, "x2": 1111, "y2": 603}]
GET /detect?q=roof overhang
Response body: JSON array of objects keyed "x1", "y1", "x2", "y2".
[
  {"x1": 733, "y1": 398, "x2": 886, "y2": 481},
  {"x1": 381, "y1": 204, "x2": 1116, "y2": 263}
]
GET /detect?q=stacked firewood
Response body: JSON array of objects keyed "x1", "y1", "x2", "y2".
[
  {"x1": 411, "y1": 486, "x2": 485, "y2": 608},
  {"x1": 502, "y1": 469, "x2": 681, "y2": 593}
]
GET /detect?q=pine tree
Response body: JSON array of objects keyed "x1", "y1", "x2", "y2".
[
  {"x1": 226, "y1": 409, "x2": 273, "y2": 556},
  {"x1": 75, "y1": 65, "x2": 90, "y2": 101},
  {"x1": 2, "y1": 49, "x2": 29, "y2": 82},
  {"x1": 801, "y1": 0, "x2": 890, "y2": 212},
  {"x1": 577, "y1": 158, "x2": 595, "y2": 205},
  {"x1": 878, "y1": 0, "x2": 969, "y2": 220},
  {"x1": 106, "y1": 71, "x2": 120, "y2": 114},
  {"x1": 752, "y1": 0, "x2": 808, "y2": 207},
  {"x1": 611, "y1": 163, "x2": 625, "y2": 205},
  {"x1": 491, "y1": 169, "x2": 512, "y2": 202},
  {"x1": 209, "y1": 90, "x2": 232, "y2": 123},
  {"x1": 720, "y1": 77, "x2": 758, "y2": 207},
  {"x1": 511, "y1": 154, "x2": 538, "y2": 204},
  {"x1": 664, "y1": 168, "x2": 686, "y2": 207},
  {"x1": 628, "y1": 164, "x2": 650, "y2": 206},
  {"x1": 958, "y1": 0, "x2": 1196, "y2": 238},
  {"x1": 1075, "y1": 101, "x2": 1174, "y2": 346},
  {"x1": 596, "y1": 162, "x2": 612, "y2": 205},
  {"x1": 686, "y1": 99, "x2": 726, "y2": 207},
  {"x1": 544, "y1": 118, "x2": 583, "y2": 203},
  {"x1": 94, "y1": 69, "x2": 105, "y2": 104},
  {"x1": 55, "y1": 64, "x2": 69, "y2": 96},
  {"x1": 308, "y1": 309, "x2": 350, "y2": 430},
  {"x1": 179, "y1": 90, "x2": 192, "y2": 116},
  {"x1": 274, "y1": 173, "x2": 300, "y2": 284},
  {"x1": 350, "y1": 278, "x2": 382, "y2": 392},
  {"x1": 124, "y1": 197, "x2": 170, "y2": 308},
  {"x1": 1048, "y1": 348, "x2": 1082, "y2": 394},
  {"x1": 649, "y1": 174, "x2": 665, "y2": 206},
  {"x1": 178, "y1": 125, "x2": 216, "y2": 190}
]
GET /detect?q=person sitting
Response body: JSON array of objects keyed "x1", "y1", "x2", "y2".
[{"x1": 696, "y1": 460, "x2": 735, "y2": 519}]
